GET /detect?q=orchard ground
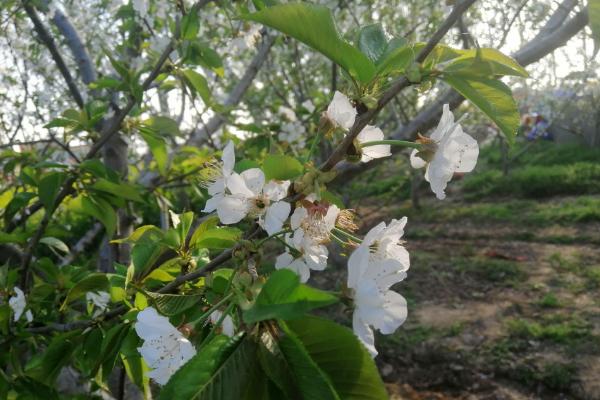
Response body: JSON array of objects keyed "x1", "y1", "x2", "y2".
[{"x1": 322, "y1": 141, "x2": 600, "y2": 400}]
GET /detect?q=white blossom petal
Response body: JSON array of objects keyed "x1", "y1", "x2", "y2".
[
  {"x1": 240, "y1": 168, "x2": 265, "y2": 196},
  {"x1": 217, "y1": 196, "x2": 250, "y2": 225},
  {"x1": 263, "y1": 201, "x2": 291, "y2": 235},
  {"x1": 353, "y1": 312, "x2": 377, "y2": 357},
  {"x1": 222, "y1": 141, "x2": 235, "y2": 176},
  {"x1": 263, "y1": 180, "x2": 291, "y2": 202},
  {"x1": 326, "y1": 91, "x2": 356, "y2": 130},
  {"x1": 8, "y1": 287, "x2": 26, "y2": 322},
  {"x1": 409, "y1": 149, "x2": 427, "y2": 169}
]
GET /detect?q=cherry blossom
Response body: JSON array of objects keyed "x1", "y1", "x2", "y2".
[
  {"x1": 217, "y1": 168, "x2": 291, "y2": 235},
  {"x1": 347, "y1": 219, "x2": 410, "y2": 357},
  {"x1": 356, "y1": 125, "x2": 392, "y2": 163},
  {"x1": 9, "y1": 287, "x2": 33, "y2": 323},
  {"x1": 324, "y1": 91, "x2": 356, "y2": 130},
  {"x1": 209, "y1": 310, "x2": 235, "y2": 337},
  {"x1": 410, "y1": 104, "x2": 479, "y2": 200},
  {"x1": 135, "y1": 307, "x2": 196, "y2": 385},
  {"x1": 202, "y1": 141, "x2": 236, "y2": 213}
]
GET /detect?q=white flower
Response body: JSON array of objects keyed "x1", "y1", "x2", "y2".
[
  {"x1": 275, "y1": 231, "x2": 328, "y2": 282},
  {"x1": 302, "y1": 99, "x2": 316, "y2": 114},
  {"x1": 325, "y1": 91, "x2": 356, "y2": 130},
  {"x1": 217, "y1": 168, "x2": 291, "y2": 235},
  {"x1": 209, "y1": 310, "x2": 235, "y2": 337},
  {"x1": 356, "y1": 125, "x2": 391, "y2": 163},
  {"x1": 410, "y1": 104, "x2": 479, "y2": 200},
  {"x1": 203, "y1": 141, "x2": 235, "y2": 213},
  {"x1": 9, "y1": 287, "x2": 32, "y2": 322},
  {"x1": 347, "y1": 218, "x2": 410, "y2": 357},
  {"x1": 278, "y1": 106, "x2": 297, "y2": 122},
  {"x1": 280, "y1": 121, "x2": 306, "y2": 145},
  {"x1": 290, "y1": 201, "x2": 339, "y2": 245},
  {"x1": 135, "y1": 307, "x2": 196, "y2": 385},
  {"x1": 86, "y1": 291, "x2": 110, "y2": 311}
]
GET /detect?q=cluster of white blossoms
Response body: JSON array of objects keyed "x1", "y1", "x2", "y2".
[
  {"x1": 8, "y1": 287, "x2": 33, "y2": 323},
  {"x1": 324, "y1": 91, "x2": 392, "y2": 163},
  {"x1": 275, "y1": 199, "x2": 341, "y2": 282},
  {"x1": 203, "y1": 141, "x2": 291, "y2": 235},
  {"x1": 133, "y1": 93, "x2": 481, "y2": 382}
]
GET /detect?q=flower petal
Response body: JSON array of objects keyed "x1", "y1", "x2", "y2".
[
  {"x1": 263, "y1": 201, "x2": 291, "y2": 235},
  {"x1": 353, "y1": 312, "x2": 377, "y2": 357},
  {"x1": 216, "y1": 195, "x2": 249, "y2": 225},
  {"x1": 222, "y1": 141, "x2": 235, "y2": 175},
  {"x1": 327, "y1": 91, "x2": 356, "y2": 130},
  {"x1": 409, "y1": 149, "x2": 427, "y2": 169}
]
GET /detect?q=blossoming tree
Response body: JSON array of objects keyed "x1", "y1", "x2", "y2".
[{"x1": 0, "y1": 0, "x2": 597, "y2": 398}]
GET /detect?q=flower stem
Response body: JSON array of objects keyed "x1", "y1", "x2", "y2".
[
  {"x1": 189, "y1": 292, "x2": 234, "y2": 326},
  {"x1": 360, "y1": 140, "x2": 422, "y2": 150},
  {"x1": 256, "y1": 229, "x2": 290, "y2": 247}
]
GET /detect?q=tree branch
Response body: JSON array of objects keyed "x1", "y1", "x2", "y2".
[
  {"x1": 23, "y1": 3, "x2": 84, "y2": 108},
  {"x1": 186, "y1": 32, "x2": 277, "y2": 146},
  {"x1": 318, "y1": 0, "x2": 478, "y2": 172},
  {"x1": 333, "y1": 8, "x2": 589, "y2": 182}
]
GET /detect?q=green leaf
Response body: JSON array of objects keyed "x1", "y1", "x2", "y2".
[
  {"x1": 40, "y1": 236, "x2": 69, "y2": 254},
  {"x1": 159, "y1": 334, "x2": 257, "y2": 400},
  {"x1": 443, "y1": 48, "x2": 528, "y2": 78},
  {"x1": 25, "y1": 332, "x2": 82, "y2": 385},
  {"x1": 234, "y1": 159, "x2": 261, "y2": 173},
  {"x1": 375, "y1": 43, "x2": 423, "y2": 77},
  {"x1": 286, "y1": 316, "x2": 388, "y2": 400},
  {"x1": 181, "y1": 8, "x2": 200, "y2": 40},
  {"x1": 442, "y1": 74, "x2": 520, "y2": 144},
  {"x1": 589, "y1": 0, "x2": 600, "y2": 43},
  {"x1": 138, "y1": 127, "x2": 168, "y2": 175},
  {"x1": 145, "y1": 292, "x2": 204, "y2": 316},
  {"x1": 257, "y1": 331, "x2": 299, "y2": 399},
  {"x1": 111, "y1": 225, "x2": 163, "y2": 244},
  {"x1": 357, "y1": 24, "x2": 388, "y2": 64},
  {"x1": 191, "y1": 225, "x2": 242, "y2": 250},
  {"x1": 142, "y1": 116, "x2": 181, "y2": 136},
  {"x1": 182, "y1": 69, "x2": 213, "y2": 106},
  {"x1": 4, "y1": 191, "x2": 35, "y2": 225},
  {"x1": 38, "y1": 172, "x2": 66, "y2": 212},
  {"x1": 278, "y1": 321, "x2": 340, "y2": 400},
  {"x1": 61, "y1": 273, "x2": 109, "y2": 310},
  {"x1": 242, "y1": 3, "x2": 376, "y2": 83},
  {"x1": 243, "y1": 269, "x2": 338, "y2": 324},
  {"x1": 132, "y1": 242, "x2": 166, "y2": 277},
  {"x1": 263, "y1": 154, "x2": 303, "y2": 181},
  {"x1": 79, "y1": 195, "x2": 117, "y2": 237},
  {"x1": 90, "y1": 178, "x2": 144, "y2": 202}
]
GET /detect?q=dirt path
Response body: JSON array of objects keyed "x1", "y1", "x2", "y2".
[{"x1": 353, "y1": 201, "x2": 600, "y2": 399}]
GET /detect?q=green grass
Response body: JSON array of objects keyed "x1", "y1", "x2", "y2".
[
  {"x1": 537, "y1": 293, "x2": 561, "y2": 308},
  {"x1": 507, "y1": 317, "x2": 592, "y2": 344},
  {"x1": 540, "y1": 362, "x2": 576, "y2": 391},
  {"x1": 454, "y1": 257, "x2": 525, "y2": 284},
  {"x1": 399, "y1": 196, "x2": 600, "y2": 227},
  {"x1": 463, "y1": 162, "x2": 600, "y2": 199}
]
